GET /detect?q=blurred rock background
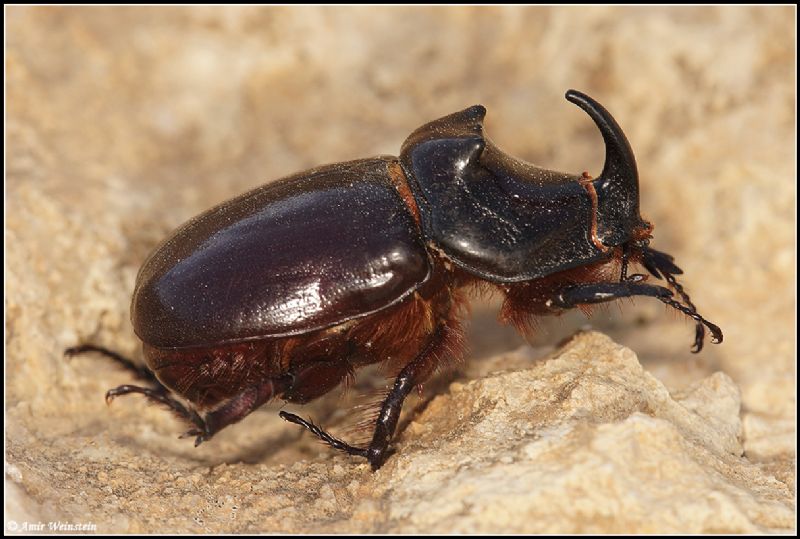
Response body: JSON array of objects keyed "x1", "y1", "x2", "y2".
[{"x1": 5, "y1": 5, "x2": 795, "y2": 533}]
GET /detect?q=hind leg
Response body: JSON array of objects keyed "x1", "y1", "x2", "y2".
[
  {"x1": 66, "y1": 343, "x2": 291, "y2": 444},
  {"x1": 97, "y1": 378, "x2": 294, "y2": 446},
  {"x1": 65, "y1": 344, "x2": 164, "y2": 389},
  {"x1": 182, "y1": 376, "x2": 293, "y2": 445},
  {"x1": 105, "y1": 384, "x2": 207, "y2": 433},
  {"x1": 66, "y1": 343, "x2": 206, "y2": 431},
  {"x1": 176, "y1": 356, "x2": 355, "y2": 445}
]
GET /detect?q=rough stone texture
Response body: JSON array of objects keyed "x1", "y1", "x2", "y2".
[
  {"x1": 5, "y1": 333, "x2": 795, "y2": 533},
  {"x1": 5, "y1": 5, "x2": 795, "y2": 534}
]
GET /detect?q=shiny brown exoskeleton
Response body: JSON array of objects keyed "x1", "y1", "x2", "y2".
[{"x1": 66, "y1": 90, "x2": 722, "y2": 470}]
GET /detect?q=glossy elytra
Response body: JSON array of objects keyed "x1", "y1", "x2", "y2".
[{"x1": 67, "y1": 90, "x2": 722, "y2": 470}]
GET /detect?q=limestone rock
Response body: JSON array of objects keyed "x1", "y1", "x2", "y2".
[
  {"x1": 5, "y1": 333, "x2": 795, "y2": 533},
  {"x1": 377, "y1": 333, "x2": 785, "y2": 533}
]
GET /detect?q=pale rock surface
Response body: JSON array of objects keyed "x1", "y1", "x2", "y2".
[
  {"x1": 381, "y1": 333, "x2": 781, "y2": 534},
  {"x1": 5, "y1": 333, "x2": 795, "y2": 533},
  {"x1": 6, "y1": 5, "x2": 795, "y2": 534}
]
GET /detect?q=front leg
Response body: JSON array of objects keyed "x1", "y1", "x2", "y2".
[
  {"x1": 549, "y1": 281, "x2": 673, "y2": 308},
  {"x1": 549, "y1": 281, "x2": 722, "y2": 347},
  {"x1": 641, "y1": 246, "x2": 708, "y2": 352}
]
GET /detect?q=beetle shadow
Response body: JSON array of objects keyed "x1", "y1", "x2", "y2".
[
  {"x1": 216, "y1": 416, "x2": 310, "y2": 466},
  {"x1": 212, "y1": 387, "x2": 384, "y2": 466},
  {"x1": 466, "y1": 305, "x2": 587, "y2": 355}
]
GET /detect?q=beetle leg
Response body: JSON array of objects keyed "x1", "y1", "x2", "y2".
[
  {"x1": 278, "y1": 358, "x2": 379, "y2": 458},
  {"x1": 279, "y1": 412, "x2": 368, "y2": 458},
  {"x1": 104, "y1": 377, "x2": 293, "y2": 446},
  {"x1": 66, "y1": 344, "x2": 214, "y2": 437},
  {"x1": 105, "y1": 384, "x2": 206, "y2": 432},
  {"x1": 280, "y1": 322, "x2": 456, "y2": 470},
  {"x1": 65, "y1": 344, "x2": 162, "y2": 388},
  {"x1": 618, "y1": 244, "x2": 648, "y2": 284},
  {"x1": 641, "y1": 247, "x2": 709, "y2": 353},
  {"x1": 184, "y1": 376, "x2": 292, "y2": 446},
  {"x1": 655, "y1": 294, "x2": 723, "y2": 346},
  {"x1": 660, "y1": 275, "x2": 705, "y2": 352},
  {"x1": 549, "y1": 281, "x2": 723, "y2": 348},
  {"x1": 550, "y1": 281, "x2": 674, "y2": 308}
]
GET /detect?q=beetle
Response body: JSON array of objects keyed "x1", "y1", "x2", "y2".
[{"x1": 66, "y1": 90, "x2": 722, "y2": 470}]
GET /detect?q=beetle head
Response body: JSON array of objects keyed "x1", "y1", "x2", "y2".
[{"x1": 565, "y1": 90, "x2": 652, "y2": 248}]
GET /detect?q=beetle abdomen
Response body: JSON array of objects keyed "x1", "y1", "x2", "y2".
[
  {"x1": 142, "y1": 277, "x2": 456, "y2": 409},
  {"x1": 132, "y1": 158, "x2": 430, "y2": 349}
]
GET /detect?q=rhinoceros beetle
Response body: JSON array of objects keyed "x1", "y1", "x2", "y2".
[{"x1": 67, "y1": 90, "x2": 722, "y2": 470}]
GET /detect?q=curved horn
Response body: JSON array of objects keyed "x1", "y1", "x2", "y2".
[{"x1": 565, "y1": 89, "x2": 643, "y2": 246}]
